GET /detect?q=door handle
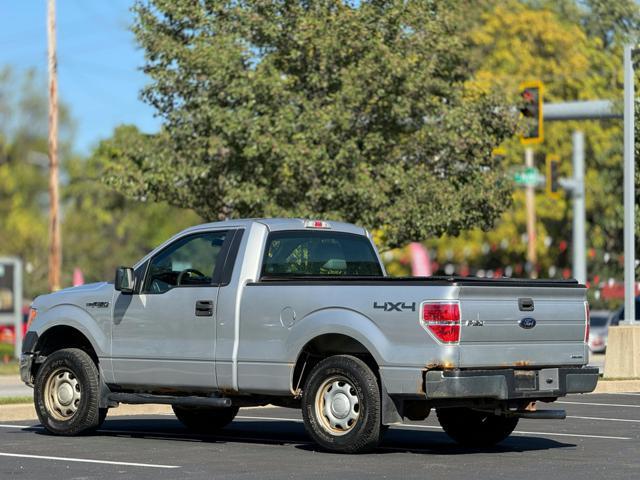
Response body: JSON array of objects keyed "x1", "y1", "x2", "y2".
[{"x1": 195, "y1": 300, "x2": 214, "y2": 317}]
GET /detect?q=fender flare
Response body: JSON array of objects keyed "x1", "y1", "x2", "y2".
[
  {"x1": 286, "y1": 307, "x2": 391, "y2": 383},
  {"x1": 32, "y1": 304, "x2": 108, "y2": 358}
]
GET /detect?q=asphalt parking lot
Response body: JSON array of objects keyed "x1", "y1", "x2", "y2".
[{"x1": 1, "y1": 393, "x2": 639, "y2": 479}]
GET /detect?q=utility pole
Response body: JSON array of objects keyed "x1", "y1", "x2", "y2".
[
  {"x1": 623, "y1": 44, "x2": 636, "y2": 324},
  {"x1": 525, "y1": 148, "x2": 537, "y2": 278},
  {"x1": 47, "y1": 0, "x2": 61, "y2": 291}
]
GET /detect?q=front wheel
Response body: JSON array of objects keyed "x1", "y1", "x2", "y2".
[
  {"x1": 302, "y1": 355, "x2": 382, "y2": 454},
  {"x1": 34, "y1": 348, "x2": 102, "y2": 436},
  {"x1": 436, "y1": 407, "x2": 519, "y2": 447}
]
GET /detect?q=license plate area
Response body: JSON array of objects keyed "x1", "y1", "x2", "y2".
[{"x1": 514, "y1": 370, "x2": 537, "y2": 391}]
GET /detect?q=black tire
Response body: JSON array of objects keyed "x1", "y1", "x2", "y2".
[
  {"x1": 34, "y1": 348, "x2": 102, "y2": 436},
  {"x1": 302, "y1": 355, "x2": 381, "y2": 454},
  {"x1": 172, "y1": 405, "x2": 239, "y2": 432},
  {"x1": 436, "y1": 407, "x2": 519, "y2": 447}
]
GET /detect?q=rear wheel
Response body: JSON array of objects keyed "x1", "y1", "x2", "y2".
[
  {"x1": 172, "y1": 405, "x2": 239, "y2": 432},
  {"x1": 436, "y1": 407, "x2": 519, "y2": 447},
  {"x1": 34, "y1": 348, "x2": 102, "y2": 435},
  {"x1": 302, "y1": 355, "x2": 382, "y2": 454}
]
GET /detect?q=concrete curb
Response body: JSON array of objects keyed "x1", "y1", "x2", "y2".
[
  {"x1": 0, "y1": 403, "x2": 173, "y2": 422},
  {"x1": 592, "y1": 379, "x2": 640, "y2": 393}
]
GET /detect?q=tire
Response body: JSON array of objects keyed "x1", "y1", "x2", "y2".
[
  {"x1": 302, "y1": 355, "x2": 382, "y2": 454},
  {"x1": 436, "y1": 407, "x2": 519, "y2": 447},
  {"x1": 34, "y1": 348, "x2": 102, "y2": 436},
  {"x1": 172, "y1": 405, "x2": 239, "y2": 432}
]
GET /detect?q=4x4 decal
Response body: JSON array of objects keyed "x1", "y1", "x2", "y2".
[{"x1": 373, "y1": 301, "x2": 416, "y2": 312}]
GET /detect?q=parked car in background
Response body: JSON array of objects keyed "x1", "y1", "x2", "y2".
[
  {"x1": 608, "y1": 296, "x2": 640, "y2": 325},
  {"x1": 589, "y1": 296, "x2": 640, "y2": 354},
  {"x1": 0, "y1": 306, "x2": 30, "y2": 344},
  {"x1": 587, "y1": 310, "x2": 613, "y2": 353}
]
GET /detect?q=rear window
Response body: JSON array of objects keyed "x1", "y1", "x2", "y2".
[{"x1": 261, "y1": 231, "x2": 383, "y2": 277}]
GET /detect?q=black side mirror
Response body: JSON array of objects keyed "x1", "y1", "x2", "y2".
[{"x1": 115, "y1": 266, "x2": 135, "y2": 294}]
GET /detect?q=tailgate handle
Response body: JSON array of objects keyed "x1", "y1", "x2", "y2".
[{"x1": 518, "y1": 298, "x2": 534, "y2": 311}]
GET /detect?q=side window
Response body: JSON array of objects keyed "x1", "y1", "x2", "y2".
[{"x1": 143, "y1": 231, "x2": 227, "y2": 294}]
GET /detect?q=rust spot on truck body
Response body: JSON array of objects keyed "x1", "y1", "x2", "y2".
[
  {"x1": 514, "y1": 360, "x2": 531, "y2": 367},
  {"x1": 424, "y1": 361, "x2": 455, "y2": 371}
]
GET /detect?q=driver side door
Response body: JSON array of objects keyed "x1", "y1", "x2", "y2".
[{"x1": 111, "y1": 230, "x2": 228, "y2": 390}]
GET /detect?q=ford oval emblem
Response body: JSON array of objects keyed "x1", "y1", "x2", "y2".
[{"x1": 519, "y1": 317, "x2": 537, "y2": 329}]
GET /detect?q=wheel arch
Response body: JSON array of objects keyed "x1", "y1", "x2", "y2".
[{"x1": 288, "y1": 308, "x2": 390, "y2": 395}]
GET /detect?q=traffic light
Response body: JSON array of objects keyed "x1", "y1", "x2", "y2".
[
  {"x1": 546, "y1": 154, "x2": 560, "y2": 199},
  {"x1": 519, "y1": 80, "x2": 543, "y2": 144}
]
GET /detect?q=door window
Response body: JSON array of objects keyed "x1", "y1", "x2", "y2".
[{"x1": 143, "y1": 231, "x2": 227, "y2": 293}]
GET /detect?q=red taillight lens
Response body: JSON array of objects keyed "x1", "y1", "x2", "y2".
[
  {"x1": 421, "y1": 302, "x2": 461, "y2": 343},
  {"x1": 584, "y1": 301, "x2": 590, "y2": 343}
]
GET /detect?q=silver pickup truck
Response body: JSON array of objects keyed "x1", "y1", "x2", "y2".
[{"x1": 21, "y1": 218, "x2": 598, "y2": 453}]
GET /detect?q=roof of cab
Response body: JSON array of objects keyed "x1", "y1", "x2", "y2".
[{"x1": 181, "y1": 218, "x2": 367, "y2": 236}]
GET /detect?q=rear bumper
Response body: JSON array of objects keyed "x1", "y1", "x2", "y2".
[{"x1": 424, "y1": 367, "x2": 599, "y2": 400}]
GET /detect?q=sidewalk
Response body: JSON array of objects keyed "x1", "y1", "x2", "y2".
[{"x1": 0, "y1": 374, "x2": 31, "y2": 398}]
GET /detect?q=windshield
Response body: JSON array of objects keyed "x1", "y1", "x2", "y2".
[{"x1": 262, "y1": 231, "x2": 383, "y2": 277}]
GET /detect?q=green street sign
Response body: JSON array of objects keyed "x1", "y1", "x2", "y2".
[{"x1": 513, "y1": 166, "x2": 540, "y2": 186}]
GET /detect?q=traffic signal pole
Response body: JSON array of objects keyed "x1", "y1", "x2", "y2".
[
  {"x1": 525, "y1": 148, "x2": 537, "y2": 277},
  {"x1": 572, "y1": 131, "x2": 586, "y2": 285}
]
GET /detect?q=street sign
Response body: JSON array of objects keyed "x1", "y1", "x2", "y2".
[{"x1": 513, "y1": 166, "x2": 543, "y2": 186}]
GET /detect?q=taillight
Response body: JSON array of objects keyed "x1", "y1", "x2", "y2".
[
  {"x1": 26, "y1": 307, "x2": 38, "y2": 331},
  {"x1": 584, "y1": 301, "x2": 590, "y2": 343},
  {"x1": 421, "y1": 302, "x2": 461, "y2": 343}
]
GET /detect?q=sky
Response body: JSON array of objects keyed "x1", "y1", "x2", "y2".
[{"x1": 0, "y1": 0, "x2": 159, "y2": 154}]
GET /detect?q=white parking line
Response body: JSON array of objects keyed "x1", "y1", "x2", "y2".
[
  {"x1": 567, "y1": 415, "x2": 640, "y2": 423},
  {"x1": 0, "y1": 452, "x2": 180, "y2": 469},
  {"x1": 557, "y1": 401, "x2": 640, "y2": 408}
]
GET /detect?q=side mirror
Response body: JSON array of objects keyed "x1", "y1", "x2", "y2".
[{"x1": 115, "y1": 267, "x2": 135, "y2": 294}]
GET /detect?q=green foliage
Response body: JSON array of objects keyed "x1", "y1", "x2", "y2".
[
  {"x1": 0, "y1": 68, "x2": 201, "y2": 297},
  {"x1": 411, "y1": 0, "x2": 637, "y2": 304},
  {"x1": 103, "y1": 0, "x2": 518, "y2": 249}
]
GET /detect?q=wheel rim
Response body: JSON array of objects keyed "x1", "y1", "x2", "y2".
[
  {"x1": 44, "y1": 368, "x2": 81, "y2": 421},
  {"x1": 315, "y1": 376, "x2": 360, "y2": 436}
]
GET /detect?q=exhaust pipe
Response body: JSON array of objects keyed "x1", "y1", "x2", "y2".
[{"x1": 513, "y1": 409, "x2": 566, "y2": 420}]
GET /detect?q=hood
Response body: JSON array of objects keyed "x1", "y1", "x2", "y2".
[{"x1": 32, "y1": 282, "x2": 114, "y2": 312}]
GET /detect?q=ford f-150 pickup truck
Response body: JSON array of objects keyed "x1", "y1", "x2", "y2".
[{"x1": 20, "y1": 218, "x2": 598, "y2": 453}]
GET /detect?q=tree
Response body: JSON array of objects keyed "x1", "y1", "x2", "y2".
[
  {"x1": 403, "y1": 0, "x2": 638, "y2": 308},
  {"x1": 0, "y1": 67, "x2": 73, "y2": 296},
  {"x1": 64, "y1": 130, "x2": 202, "y2": 285},
  {"x1": 104, "y1": 0, "x2": 518, "y2": 249},
  {"x1": 0, "y1": 67, "x2": 201, "y2": 297}
]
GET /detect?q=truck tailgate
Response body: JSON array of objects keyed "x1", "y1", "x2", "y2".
[{"x1": 458, "y1": 285, "x2": 588, "y2": 368}]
